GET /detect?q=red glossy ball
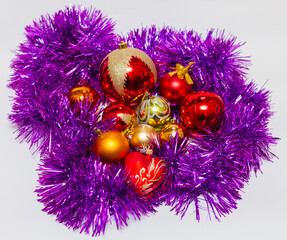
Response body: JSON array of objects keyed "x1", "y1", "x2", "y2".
[
  {"x1": 180, "y1": 91, "x2": 225, "y2": 134},
  {"x1": 100, "y1": 46, "x2": 156, "y2": 105},
  {"x1": 159, "y1": 74, "x2": 192, "y2": 106},
  {"x1": 102, "y1": 102, "x2": 137, "y2": 132},
  {"x1": 123, "y1": 152, "x2": 168, "y2": 195}
]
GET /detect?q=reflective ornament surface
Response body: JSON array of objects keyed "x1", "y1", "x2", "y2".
[
  {"x1": 180, "y1": 91, "x2": 225, "y2": 134},
  {"x1": 92, "y1": 131, "x2": 130, "y2": 163},
  {"x1": 128, "y1": 124, "x2": 157, "y2": 152},
  {"x1": 136, "y1": 93, "x2": 171, "y2": 131},
  {"x1": 159, "y1": 62, "x2": 194, "y2": 106},
  {"x1": 69, "y1": 86, "x2": 99, "y2": 110},
  {"x1": 160, "y1": 121, "x2": 185, "y2": 142},
  {"x1": 102, "y1": 102, "x2": 137, "y2": 133},
  {"x1": 99, "y1": 42, "x2": 157, "y2": 105},
  {"x1": 123, "y1": 151, "x2": 168, "y2": 195}
]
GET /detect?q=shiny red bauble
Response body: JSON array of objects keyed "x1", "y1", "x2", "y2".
[
  {"x1": 99, "y1": 42, "x2": 157, "y2": 105},
  {"x1": 102, "y1": 102, "x2": 137, "y2": 132},
  {"x1": 123, "y1": 152, "x2": 168, "y2": 195},
  {"x1": 180, "y1": 91, "x2": 225, "y2": 134},
  {"x1": 159, "y1": 73, "x2": 192, "y2": 105}
]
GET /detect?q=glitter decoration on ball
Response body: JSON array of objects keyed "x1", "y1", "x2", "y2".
[
  {"x1": 128, "y1": 124, "x2": 157, "y2": 152},
  {"x1": 159, "y1": 62, "x2": 194, "y2": 105},
  {"x1": 136, "y1": 93, "x2": 171, "y2": 130},
  {"x1": 123, "y1": 151, "x2": 168, "y2": 195},
  {"x1": 92, "y1": 130, "x2": 130, "y2": 163},
  {"x1": 99, "y1": 41, "x2": 157, "y2": 104},
  {"x1": 180, "y1": 91, "x2": 225, "y2": 134},
  {"x1": 8, "y1": 5, "x2": 277, "y2": 238},
  {"x1": 102, "y1": 102, "x2": 137, "y2": 134}
]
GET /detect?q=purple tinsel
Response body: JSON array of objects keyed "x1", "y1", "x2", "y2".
[{"x1": 8, "y1": 6, "x2": 276, "y2": 237}]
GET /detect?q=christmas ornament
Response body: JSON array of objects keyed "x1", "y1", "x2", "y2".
[
  {"x1": 8, "y1": 6, "x2": 277, "y2": 237},
  {"x1": 136, "y1": 93, "x2": 171, "y2": 130},
  {"x1": 180, "y1": 91, "x2": 225, "y2": 134},
  {"x1": 128, "y1": 124, "x2": 157, "y2": 152},
  {"x1": 159, "y1": 62, "x2": 194, "y2": 105},
  {"x1": 160, "y1": 120, "x2": 185, "y2": 142},
  {"x1": 92, "y1": 130, "x2": 130, "y2": 163},
  {"x1": 123, "y1": 151, "x2": 168, "y2": 195},
  {"x1": 102, "y1": 102, "x2": 137, "y2": 134},
  {"x1": 99, "y1": 41, "x2": 157, "y2": 104},
  {"x1": 68, "y1": 85, "x2": 99, "y2": 110}
]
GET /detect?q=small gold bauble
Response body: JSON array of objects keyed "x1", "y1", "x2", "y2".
[
  {"x1": 128, "y1": 124, "x2": 157, "y2": 153},
  {"x1": 136, "y1": 93, "x2": 171, "y2": 131},
  {"x1": 160, "y1": 121, "x2": 185, "y2": 142}
]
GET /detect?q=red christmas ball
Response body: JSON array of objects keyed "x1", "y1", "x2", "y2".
[
  {"x1": 180, "y1": 91, "x2": 225, "y2": 134},
  {"x1": 159, "y1": 73, "x2": 192, "y2": 105},
  {"x1": 123, "y1": 151, "x2": 168, "y2": 195},
  {"x1": 100, "y1": 42, "x2": 157, "y2": 105},
  {"x1": 102, "y1": 102, "x2": 137, "y2": 132}
]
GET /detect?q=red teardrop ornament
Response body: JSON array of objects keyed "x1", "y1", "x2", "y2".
[{"x1": 123, "y1": 152, "x2": 168, "y2": 195}]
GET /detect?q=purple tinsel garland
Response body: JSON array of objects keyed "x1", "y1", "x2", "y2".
[{"x1": 8, "y1": 6, "x2": 276, "y2": 237}]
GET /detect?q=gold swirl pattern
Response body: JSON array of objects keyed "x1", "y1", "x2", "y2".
[
  {"x1": 133, "y1": 157, "x2": 167, "y2": 195},
  {"x1": 136, "y1": 94, "x2": 171, "y2": 130}
]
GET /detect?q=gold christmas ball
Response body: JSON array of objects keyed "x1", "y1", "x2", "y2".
[
  {"x1": 128, "y1": 124, "x2": 157, "y2": 152},
  {"x1": 69, "y1": 85, "x2": 99, "y2": 110},
  {"x1": 136, "y1": 93, "x2": 171, "y2": 131},
  {"x1": 160, "y1": 122, "x2": 185, "y2": 142},
  {"x1": 92, "y1": 131, "x2": 130, "y2": 163}
]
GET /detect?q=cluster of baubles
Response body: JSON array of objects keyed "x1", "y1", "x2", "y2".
[{"x1": 67, "y1": 42, "x2": 225, "y2": 195}]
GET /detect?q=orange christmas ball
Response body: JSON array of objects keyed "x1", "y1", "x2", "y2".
[
  {"x1": 69, "y1": 86, "x2": 99, "y2": 110},
  {"x1": 92, "y1": 131, "x2": 130, "y2": 163},
  {"x1": 99, "y1": 41, "x2": 157, "y2": 105}
]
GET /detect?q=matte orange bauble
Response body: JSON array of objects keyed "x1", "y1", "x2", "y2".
[
  {"x1": 92, "y1": 131, "x2": 130, "y2": 163},
  {"x1": 123, "y1": 151, "x2": 168, "y2": 195},
  {"x1": 69, "y1": 86, "x2": 99, "y2": 110},
  {"x1": 99, "y1": 41, "x2": 157, "y2": 105},
  {"x1": 180, "y1": 91, "x2": 225, "y2": 134}
]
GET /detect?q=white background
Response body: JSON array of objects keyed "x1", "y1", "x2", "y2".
[{"x1": 1, "y1": 0, "x2": 286, "y2": 239}]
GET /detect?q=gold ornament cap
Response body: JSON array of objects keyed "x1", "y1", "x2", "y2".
[{"x1": 119, "y1": 41, "x2": 128, "y2": 49}]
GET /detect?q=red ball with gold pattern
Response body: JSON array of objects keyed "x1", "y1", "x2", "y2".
[
  {"x1": 102, "y1": 102, "x2": 137, "y2": 133},
  {"x1": 123, "y1": 151, "x2": 168, "y2": 195},
  {"x1": 180, "y1": 91, "x2": 225, "y2": 134},
  {"x1": 99, "y1": 42, "x2": 157, "y2": 105}
]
